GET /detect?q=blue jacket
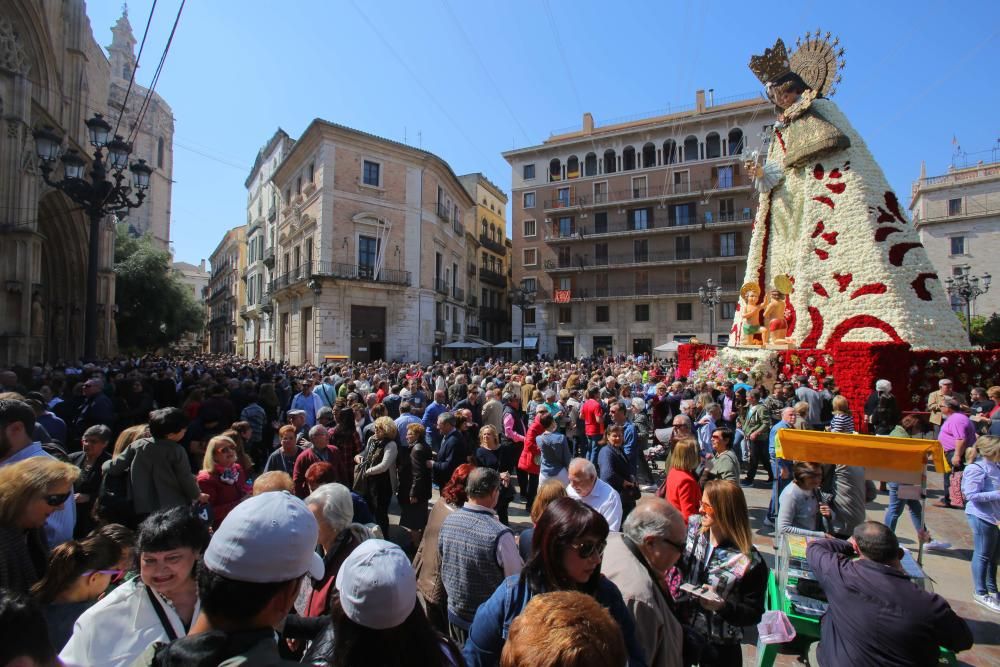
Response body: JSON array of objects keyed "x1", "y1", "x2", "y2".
[
  {"x1": 432, "y1": 429, "x2": 465, "y2": 487},
  {"x1": 463, "y1": 574, "x2": 647, "y2": 667}
]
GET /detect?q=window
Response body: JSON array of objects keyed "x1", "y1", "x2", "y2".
[
  {"x1": 557, "y1": 246, "x2": 571, "y2": 268},
  {"x1": 559, "y1": 277, "x2": 571, "y2": 291},
  {"x1": 634, "y1": 239, "x2": 648, "y2": 263},
  {"x1": 523, "y1": 248, "x2": 538, "y2": 266},
  {"x1": 719, "y1": 232, "x2": 737, "y2": 257},
  {"x1": 635, "y1": 271, "x2": 649, "y2": 294},
  {"x1": 719, "y1": 198, "x2": 735, "y2": 220},
  {"x1": 677, "y1": 303, "x2": 693, "y2": 320},
  {"x1": 629, "y1": 208, "x2": 650, "y2": 230},
  {"x1": 523, "y1": 192, "x2": 535, "y2": 209},
  {"x1": 632, "y1": 176, "x2": 647, "y2": 198},
  {"x1": 675, "y1": 235, "x2": 691, "y2": 260},
  {"x1": 720, "y1": 302, "x2": 737, "y2": 319},
  {"x1": 522, "y1": 277, "x2": 537, "y2": 292},
  {"x1": 593, "y1": 336, "x2": 613, "y2": 356},
  {"x1": 308, "y1": 163, "x2": 315, "y2": 183},
  {"x1": 596, "y1": 305, "x2": 609, "y2": 322},
  {"x1": 675, "y1": 268, "x2": 691, "y2": 292},
  {"x1": 951, "y1": 236, "x2": 966, "y2": 255},
  {"x1": 157, "y1": 137, "x2": 164, "y2": 168},
  {"x1": 671, "y1": 203, "x2": 696, "y2": 226},
  {"x1": 557, "y1": 187, "x2": 570, "y2": 207},
  {"x1": 523, "y1": 219, "x2": 536, "y2": 237},
  {"x1": 558, "y1": 216, "x2": 574, "y2": 237},
  {"x1": 635, "y1": 304, "x2": 650, "y2": 321},
  {"x1": 594, "y1": 243, "x2": 608, "y2": 266},
  {"x1": 948, "y1": 198, "x2": 962, "y2": 216},
  {"x1": 558, "y1": 306, "x2": 572, "y2": 324},
  {"x1": 717, "y1": 166, "x2": 733, "y2": 189},
  {"x1": 524, "y1": 307, "x2": 536, "y2": 325},
  {"x1": 594, "y1": 211, "x2": 608, "y2": 234},
  {"x1": 523, "y1": 164, "x2": 536, "y2": 180}
]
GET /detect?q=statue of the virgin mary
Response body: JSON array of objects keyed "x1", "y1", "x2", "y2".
[{"x1": 732, "y1": 32, "x2": 968, "y2": 350}]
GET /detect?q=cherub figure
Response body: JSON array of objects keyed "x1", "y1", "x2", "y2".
[
  {"x1": 740, "y1": 283, "x2": 765, "y2": 347},
  {"x1": 762, "y1": 290, "x2": 791, "y2": 347}
]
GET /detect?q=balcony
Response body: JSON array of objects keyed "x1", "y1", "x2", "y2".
[
  {"x1": 467, "y1": 324, "x2": 480, "y2": 336},
  {"x1": 267, "y1": 205, "x2": 276, "y2": 222},
  {"x1": 262, "y1": 247, "x2": 275, "y2": 268},
  {"x1": 548, "y1": 282, "x2": 741, "y2": 301},
  {"x1": 467, "y1": 294, "x2": 478, "y2": 307},
  {"x1": 269, "y1": 262, "x2": 312, "y2": 293},
  {"x1": 543, "y1": 214, "x2": 713, "y2": 243},
  {"x1": 479, "y1": 234, "x2": 507, "y2": 256},
  {"x1": 248, "y1": 216, "x2": 263, "y2": 234},
  {"x1": 452, "y1": 286, "x2": 465, "y2": 302},
  {"x1": 259, "y1": 300, "x2": 273, "y2": 314},
  {"x1": 468, "y1": 262, "x2": 477, "y2": 276},
  {"x1": 543, "y1": 246, "x2": 746, "y2": 272},
  {"x1": 453, "y1": 218, "x2": 464, "y2": 236},
  {"x1": 435, "y1": 319, "x2": 445, "y2": 333},
  {"x1": 479, "y1": 267, "x2": 506, "y2": 287},
  {"x1": 315, "y1": 262, "x2": 411, "y2": 286},
  {"x1": 480, "y1": 305, "x2": 508, "y2": 321},
  {"x1": 436, "y1": 202, "x2": 450, "y2": 222},
  {"x1": 542, "y1": 177, "x2": 750, "y2": 212},
  {"x1": 434, "y1": 278, "x2": 450, "y2": 295}
]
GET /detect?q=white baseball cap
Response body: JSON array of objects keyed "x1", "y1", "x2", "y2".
[
  {"x1": 335, "y1": 539, "x2": 416, "y2": 629},
  {"x1": 204, "y1": 491, "x2": 324, "y2": 583}
]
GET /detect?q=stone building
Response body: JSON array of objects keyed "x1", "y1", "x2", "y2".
[
  {"x1": 503, "y1": 90, "x2": 772, "y2": 358},
  {"x1": 0, "y1": 1, "x2": 113, "y2": 365},
  {"x1": 268, "y1": 120, "x2": 471, "y2": 365},
  {"x1": 207, "y1": 227, "x2": 245, "y2": 355},
  {"x1": 105, "y1": 8, "x2": 173, "y2": 250},
  {"x1": 242, "y1": 129, "x2": 293, "y2": 360},
  {"x1": 172, "y1": 258, "x2": 209, "y2": 353},
  {"x1": 911, "y1": 158, "x2": 1000, "y2": 318},
  {"x1": 458, "y1": 173, "x2": 510, "y2": 346}
]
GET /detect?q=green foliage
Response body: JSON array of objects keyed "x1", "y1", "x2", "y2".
[
  {"x1": 955, "y1": 311, "x2": 1000, "y2": 345},
  {"x1": 113, "y1": 226, "x2": 204, "y2": 351}
]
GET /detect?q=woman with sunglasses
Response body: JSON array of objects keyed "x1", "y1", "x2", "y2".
[
  {"x1": 31, "y1": 532, "x2": 123, "y2": 651},
  {"x1": 60, "y1": 506, "x2": 210, "y2": 667},
  {"x1": 196, "y1": 435, "x2": 248, "y2": 530},
  {"x1": 463, "y1": 497, "x2": 645, "y2": 667},
  {"x1": 676, "y1": 480, "x2": 768, "y2": 667},
  {"x1": 0, "y1": 457, "x2": 79, "y2": 593}
]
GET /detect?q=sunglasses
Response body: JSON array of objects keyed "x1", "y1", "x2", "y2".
[
  {"x1": 571, "y1": 539, "x2": 607, "y2": 560},
  {"x1": 661, "y1": 536, "x2": 687, "y2": 552},
  {"x1": 43, "y1": 491, "x2": 72, "y2": 507}
]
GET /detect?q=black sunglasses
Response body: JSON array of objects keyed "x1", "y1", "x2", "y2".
[
  {"x1": 571, "y1": 539, "x2": 607, "y2": 560},
  {"x1": 44, "y1": 491, "x2": 72, "y2": 507}
]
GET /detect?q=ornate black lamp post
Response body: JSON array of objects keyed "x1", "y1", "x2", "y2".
[
  {"x1": 33, "y1": 113, "x2": 152, "y2": 360},
  {"x1": 509, "y1": 286, "x2": 536, "y2": 360},
  {"x1": 698, "y1": 277, "x2": 724, "y2": 346},
  {"x1": 945, "y1": 270, "x2": 992, "y2": 341}
]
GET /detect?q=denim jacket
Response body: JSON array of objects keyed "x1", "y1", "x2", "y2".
[{"x1": 463, "y1": 573, "x2": 647, "y2": 667}]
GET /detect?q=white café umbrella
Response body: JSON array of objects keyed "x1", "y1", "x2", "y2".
[{"x1": 654, "y1": 341, "x2": 681, "y2": 352}]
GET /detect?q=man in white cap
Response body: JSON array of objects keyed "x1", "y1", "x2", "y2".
[{"x1": 139, "y1": 491, "x2": 324, "y2": 666}]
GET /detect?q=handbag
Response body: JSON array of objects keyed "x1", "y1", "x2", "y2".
[{"x1": 949, "y1": 468, "x2": 966, "y2": 508}]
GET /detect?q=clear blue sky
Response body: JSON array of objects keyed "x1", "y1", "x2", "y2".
[{"x1": 83, "y1": 0, "x2": 999, "y2": 267}]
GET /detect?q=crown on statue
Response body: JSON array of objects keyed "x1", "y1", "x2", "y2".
[{"x1": 749, "y1": 39, "x2": 791, "y2": 85}]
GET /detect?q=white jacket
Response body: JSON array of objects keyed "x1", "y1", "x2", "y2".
[{"x1": 60, "y1": 578, "x2": 200, "y2": 667}]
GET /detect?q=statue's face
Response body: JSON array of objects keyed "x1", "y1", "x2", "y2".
[
  {"x1": 775, "y1": 88, "x2": 799, "y2": 110},
  {"x1": 745, "y1": 289, "x2": 759, "y2": 302}
]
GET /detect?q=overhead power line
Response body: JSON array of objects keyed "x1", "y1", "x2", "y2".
[
  {"x1": 112, "y1": 0, "x2": 158, "y2": 138},
  {"x1": 127, "y1": 0, "x2": 186, "y2": 147}
]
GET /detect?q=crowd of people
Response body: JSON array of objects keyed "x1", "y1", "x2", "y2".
[{"x1": 0, "y1": 354, "x2": 993, "y2": 665}]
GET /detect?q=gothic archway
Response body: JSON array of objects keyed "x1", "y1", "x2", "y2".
[{"x1": 37, "y1": 191, "x2": 88, "y2": 363}]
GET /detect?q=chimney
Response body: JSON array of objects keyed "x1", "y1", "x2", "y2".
[
  {"x1": 695, "y1": 90, "x2": 706, "y2": 113},
  {"x1": 582, "y1": 113, "x2": 594, "y2": 134},
  {"x1": 200, "y1": 259, "x2": 206, "y2": 272},
  {"x1": 708, "y1": 88, "x2": 715, "y2": 106}
]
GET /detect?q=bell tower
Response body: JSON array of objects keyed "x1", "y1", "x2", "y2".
[{"x1": 107, "y1": 4, "x2": 137, "y2": 82}]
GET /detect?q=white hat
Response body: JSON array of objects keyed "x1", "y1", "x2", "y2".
[
  {"x1": 335, "y1": 539, "x2": 416, "y2": 630},
  {"x1": 287, "y1": 409, "x2": 306, "y2": 417},
  {"x1": 204, "y1": 492, "x2": 324, "y2": 583},
  {"x1": 875, "y1": 379, "x2": 892, "y2": 392}
]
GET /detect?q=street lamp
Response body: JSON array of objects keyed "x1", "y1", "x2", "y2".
[
  {"x1": 509, "y1": 286, "x2": 536, "y2": 360},
  {"x1": 945, "y1": 270, "x2": 992, "y2": 341},
  {"x1": 698, "y1": 277, "x2": 724, "y2": 346},
  {"x1": 33, "y1": 113, "x2": 152, "y2": 361}
]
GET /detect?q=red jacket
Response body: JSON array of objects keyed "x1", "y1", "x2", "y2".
[
  {"x1": 580, "y1": 399, "x2": 605, "y2": 436},
  {"x1": 518, "y1": 416, "x2": 545, "y2": 474},
  {"x1": 292, "y1": 445, "x2": 345, "y2": 498},
  {"x1": 196, "y1": 464, "x2": 248, "y2": 529},
  {"x1": 662, "y1": 468, "x2": 700, "y2": 522}
]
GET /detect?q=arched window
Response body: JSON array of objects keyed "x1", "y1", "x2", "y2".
[
  {"x1": 584, "y1": 152, "x2": 597, "y2": 176},
  {"x1": 482, "y1": 218, "x2": 488, "y2": 237},
  {"x1": 157, "y1": 137, "x2": 165, "y2": 168},
  {"x1": 603, "y1": 149, "x2": 617, "y2": 174},
  {"x1": 663, "y1": 139, "x2": 677, "y2": 165},
  {"x1": 123, "y1": 65, "x2": 130, "y2": 79},
  {"x1": 567, "y1": 155, "x2": 579, "y2": 179},
  {"x1": 705, "y1": 132, "x2": 721, "y2": 159},
  {"x1": 549, "y1": 158, "x2": 562, "y2": 182},
  {"x1": 491, "y1": 224, "x2": 497, "y2": 241},
  {"x1": 622, "y1": 146, "x2": 636, "y2": 171},
  {"x1": 728, "y1": 128, "x2": 745, "y2": 155},
  {"x1": 642, "y1": 142, "x2": 656, "y2": 168},
  {"x1": 683, "y1": 135, "x2": 699, "y2": 162}
]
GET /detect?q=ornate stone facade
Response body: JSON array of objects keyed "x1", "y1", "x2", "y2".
[{"x1": 0, "y1": 1, "x2": 114, "y2": 365}]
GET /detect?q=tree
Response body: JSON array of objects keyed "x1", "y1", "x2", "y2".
[
  {"x1": 955, "y1": 311, "x2": 1000, "y2": 345},
  {"x1": 114, "y1": 226, "x2": 204, "y2": 352}
]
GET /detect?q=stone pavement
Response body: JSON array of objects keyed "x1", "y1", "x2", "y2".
[{"x1": 386, "y1": 470, "x2": 1000, "y2": 666}]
